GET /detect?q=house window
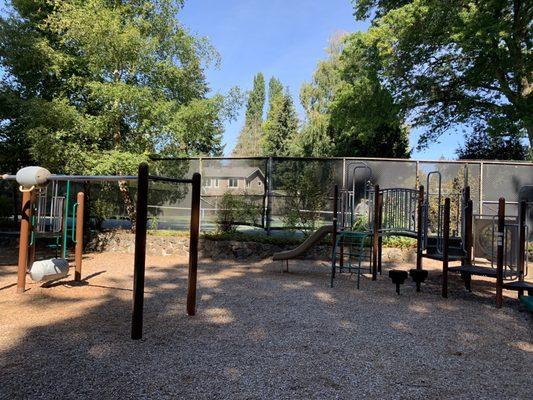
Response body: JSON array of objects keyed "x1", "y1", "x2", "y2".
[
  {"x1": 228, "y1": 178, "x2": 238, "y2": 188},
  {"x1": 214, "y1": 178, "x2": 220, "y2": 188},
  {"x1": 258, "y1": 181, "x2": 262, "y2": 186},
  {"x1": 203, "y1": 178, "x2": 212, "y2": 187}
]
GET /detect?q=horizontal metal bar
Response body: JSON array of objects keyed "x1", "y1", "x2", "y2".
[
  {"x1": 1, "y1": 174, "x2": 138, "y2": 183},
  {"x1": 50, "y1": 175, "x2": 138, "y2": 182},
  {"x1": 149, "y1": 156, "x2": 533, "y2": 166},
  {"x1": 148, "y1": 175, "x2": 193, "y2": 184}
]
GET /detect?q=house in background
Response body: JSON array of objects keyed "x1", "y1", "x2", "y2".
[{"x1": 202, "y1": 167, "x2": 265, "y2": 195}]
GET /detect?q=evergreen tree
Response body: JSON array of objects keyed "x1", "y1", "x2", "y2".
[
  {"x1": 267, "y1": 77, "x2": 284, "y2": 119},
  {"x1": 233, "y1": 72, "x2": 266, "y2": 156},
  {"x1": 232, "y1": 123, "x2": 264, "y2": 156},
  {"x1": 262, "y1": 90, "x2": 299, "y2": 156},
  {"x1": 244, "y1": 73, "x2": 266, "y2": 125}
]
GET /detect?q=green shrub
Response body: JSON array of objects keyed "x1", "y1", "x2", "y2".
[
  {"x1": 278, "y1": 161, "x2": 334, "y2": 233},
  {"x1": 216, "y1": 192, "x2": 262, "y2": 233}
]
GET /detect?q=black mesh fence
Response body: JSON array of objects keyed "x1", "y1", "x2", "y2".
[{"x1": 1, "y1": 158, "x2": 531, "y2": 235}]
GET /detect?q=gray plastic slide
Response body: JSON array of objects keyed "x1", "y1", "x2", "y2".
[{"x1": 272, "y1": 225, "x2": 334, "y2": 261}]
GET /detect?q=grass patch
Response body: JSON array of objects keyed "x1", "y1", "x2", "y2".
[
  {"x1": 382, "y1": 236, "x2": 417, "y2": 249},
  {"x1": 148, "y1": 229, "x2": 190, "y2": 238}
]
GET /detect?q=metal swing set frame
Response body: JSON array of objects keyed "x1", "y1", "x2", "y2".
[{"x1": 1, "y1": 163, "x2": 201, "y2": 340}]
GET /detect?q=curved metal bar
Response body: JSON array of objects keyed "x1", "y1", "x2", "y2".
[{"x1": 346, "y1": 161, "x2": 373, "y2": 227}]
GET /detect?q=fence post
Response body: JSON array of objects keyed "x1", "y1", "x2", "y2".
[
  {"x1": 518, "y1": 201, "x2": 526, "y2": 288},
  {"x1": 495, "y1": 198, "x2": 505, "y2": 308},
  {"x1": 266, "y1": 157, "x2": 273, "y2": 235},
  {"x1": 479, "y1": 161, "x2": 484, "y2": 215},
  {"x1": 342, "y1": 158, "x2": 346, "y2": 189},
  {"x1": 442, "y1": 197, "x2": 451, "y2": 298},
  {"x1": 372, "y1": 184, "x2": 380, "y2": 281},
  {"x1": 198, "y1": 156, "x2": 203, "y2": 232},
  {"x1": 187, "y1": 172, "x2": 201, "y2": 316},
  {"x1": 132, "y1": 163, "x2": 149, "y2": 340}
]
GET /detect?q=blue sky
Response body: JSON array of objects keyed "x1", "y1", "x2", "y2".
[{"x1": 180, "y1": 0, "x2": 463, "y2": 159}]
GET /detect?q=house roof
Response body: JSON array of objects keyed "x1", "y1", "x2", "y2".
[{"x1": 203, "y1": 166, "x2": 265, "y2": 179}]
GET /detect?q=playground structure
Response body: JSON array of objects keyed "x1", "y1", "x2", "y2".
[
  {"x1": 275, "y1": 160, "x2": 532, "y2": 308},
  {"x1": 1, "y1": 164, "x2": 201, "y2": 340}
]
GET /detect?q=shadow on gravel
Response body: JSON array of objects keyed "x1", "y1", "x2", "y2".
[{"x1": 0, "y1": 256, "x2": 532, "y2": 399}]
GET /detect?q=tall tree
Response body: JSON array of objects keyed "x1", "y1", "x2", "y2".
[
  {"x1": 329, "y1": 33, "x2": 410, "y2": 158},
  {"x1": 294, "y1": 33, "x2": 409, "y2": 158},
  {"x1": 267, "y1": 77, "x2": 284, "y2": 119},
  {"x1": 351, "y1": 0, "x2": 533, "y2": 151},
  {"x1": 262, "y1": 90, "x2": 299, "y2": 156},
  {"x1": 233, "y1": 72, "x2": 266, "y2": 156},
  {"x1": 245, "y1": 73, "x2": 266, "y2": 125},
  {"x1": 0, "y1": 0, "x2": 236, "y2": 225},
  {"x1": 294, "y1": 34, "x2": 344, "y2": 157}
]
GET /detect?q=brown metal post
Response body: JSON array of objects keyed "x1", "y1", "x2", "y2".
[
  {"x1": 132, "y1": 163, "x2": 149, "y2": 340},
  {"x1": 377, "y1": 193, "x2": 383, "y2": 274},
  {"x1": 462, "y1": 186, "x2": 472, "y2": 266},
  {"x1": 495, "y1": 198, "x2": 505, "y2": 308},
  {"x1": 74, "y1": 192, "x2": 85, "y2": 282},
  {"x1": 187, "y1": 172, "x2": 201, "y2": 316},
  {"x1": 416, "y1": 185, "x2": 425, "y2": 270},
  {"x1": 332, "y1": 185, "x2": 338, "y2": 259},
  {"x1": 372, "y1": 185, "x2": 380, "y2": 281},
  {"x1": 17, "y1": 190, "x2": 32, "y2": 293},
  {"x1": 442, "y1": 198, "x2": 450, "y2": 298},
  {"x1": 331, "y1": 185, "x2": 339, "y2": 280},
  {"x1": 338, "y1": 187, "x2": 343, "y2": 268}
]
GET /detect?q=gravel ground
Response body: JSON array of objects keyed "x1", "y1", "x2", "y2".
[{"x1": 1, "y1": 252, "x2": 532, "y2": 400}]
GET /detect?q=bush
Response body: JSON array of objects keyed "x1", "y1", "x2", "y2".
[
  {"x1": 216, "y1": 192, "x2": 262, "y2": 233},
  {"x1": 278, "y1": 161, "x2": 334, "y2": 234}
]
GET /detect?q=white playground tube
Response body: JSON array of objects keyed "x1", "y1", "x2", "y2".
[
  {"x1": 1, "y1": 166, "x2": 137, "y2": 188},
  {"x1": 29, "y1": 258, "x2": 70, "y2": 282}
]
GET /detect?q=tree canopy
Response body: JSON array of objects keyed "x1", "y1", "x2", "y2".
[
  {"x1": 351, "y1": 0, "x2": 532, "y2": 153},
  {"x1": 0, "y1": 0, "x2": 239, "y2": 176},
  {"x1": 292, "y1": 33, "x2": 409, "y2": 158}
]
